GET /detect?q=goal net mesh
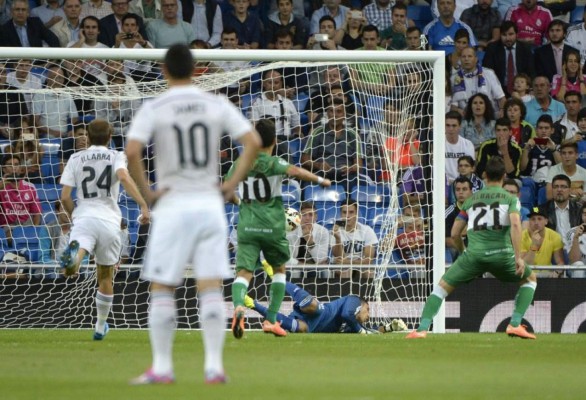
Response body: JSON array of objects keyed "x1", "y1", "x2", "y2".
[{"x1": 0, "y1": 54, "x2": 438, "y2": 331}]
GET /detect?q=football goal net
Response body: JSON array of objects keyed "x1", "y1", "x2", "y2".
[{"x1": 0, "y1": 47, "x2": 446, "y2": 332}]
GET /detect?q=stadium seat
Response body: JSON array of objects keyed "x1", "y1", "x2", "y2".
[
  {"x1": 571, "y1": 6, "x2": 584, "y2": 23},
  {"x1": 407, "y1": 5, "x2": 434, "y2": 30},
  {"x1": 520, "y1": 179, "x2": 536, "y2": 209},
  {"x1": 35, "y1": 183, "x2": 61, "y2": 203},
  {"x1": 11, "y1": 226, "x2": 51, "y2": 262},
  {"x1": 282, "y1": 181, "x2": 301, "y2": 209},
  {"x1": 287, "y1": 137, "x2": 303, "y2": 166},
  {"x1": 350, "y1": 184, "x2": 390, "y2": 225},
  {"x1": 303, "y1": 184, "x2": 346, "y2": 225},
  {"x1": 293, "y1": 92, "x2": 309, "y2": 113},
  {"x1": 363, "y1": 95, "x2": 387, "y2": 127},
  {"x1": 537, "y1": 185, "x2": 547, "y2": 206},
  {"x1": 40, "y1": 153, "x2": 61, "y2": 184}
]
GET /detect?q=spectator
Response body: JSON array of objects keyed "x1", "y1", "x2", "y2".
[
  {"x1": 512, "y1": 73, "x2": 533, "y2": 102},
  {"x1": 130, "y1": 0, "x2": 162, "y2": 22},
  {"x1": 382, "y1": 115, "x2": 420, "y2": 178},
  {"x1": 482, "y1": 20, "x2": 535, "y2": 98},
  {"x1": 32, "y1": 64, "x2": 79, "y2": 138},
  {"x1": 60, "y1": 122, "x2": 89, "y2": 172},
  {"x1": 455, "y1": 155, "x2": 484, "y2": 193},
  {"x1": 445, "y1": 111, "x2": 475, "y2": 183},
  {"x1": 306, "y1": 65, "x2": 349, "y2": 120},
  {"x1": 406, "y1": 26, "x2": 424, "y2": 51},
  {"x1": 286, "y1": 201, "x2": 331, "y2": 266},
  {"x1": 147, "y1": 0, "x2": 195, "y2": 47},
  {"x1": 565, "y1": 7, "x2": 586, "y2": 66},
  {"x1": 61, "y1": 59, "x2": 103, "y2": 117},
  {"x1": 0, "y1": 0, "x2": 60, "y2": 47},
  {"x1": 431, "y1": 0, "x2": 475, "y2": 20},
  {"x1": 459, "y1": 93, "x2": 497, "y2": 149},
  {"x1": 520, "y1": 114, "x2": 560, "y2": 181},
  {"x1": 380, "y1": 2, "x2": 409, "y2": 50},
  {"x1": 563, "y1": 202, "x2": 586, "y2": 278},
  {"x1": 250, "y1": 69, "x2": 302, "y2": 139},
  {"x1": 5, "y1": 118, "x2": 44, "y2": 183},
  {"x1": 524, "y1": 76, "x2": 566, "y2": 127},
  {"x1": 505, "y1": 0, "x2": 552, "y2": 48},
  {"x1": 521, "y1": 207, "x2": 565, "y2": 278},
  {"x1": 451, "y1": 47, "x2": 505, "y2": 115},
  {"x1": 391, "y1": 215, "x2": 426, "y2": 265},
  {"x1": 307, "y1": 14, "x2": 344, "y2": 50},
  {"x1": 310, "y1": 0, "x2": 349, "y2": 36},
  {"x1": 5, "y1": 59, "x2": 42, "y2": 113},
  {"x1": 336, "y1": 8, "x2": 366, "y2": 50},
  {"x1": 445, "y1": 176, "x2": 472, "y2": 260},
  {"x1": 0, "y1": 0, "x2": 9, "y2": 26},
  {"x1": 551, "y1": 50, "x2": 586, "y2": 103},
  {"x1": 0, "y1": 153, "x2": 42, "y2": 246},
  {"x1": 553, "y1": 91, "x2": 581, "y2": 144},
  {"x1": 475, "y1": 117, "x2": 522, "y2": 179},
  {"x1": 423, "y1": 0, "x2": 476, "y2": 54},
  {"x1": 98, "y1": 0, "x2": 147, "y2": 48},
  {"x1": 348, "y1": 25, "x2": 389, "y2": 96},
  {"x1": 222, "y1": 0, "x2": 261, "y2": 49},
  {"x1": 307, "y1": 83, "x2": 357, "y2": 132},
  {"x1": 180, "y1": 0, "x2": 222, "y2": 48},
  {"x1": 0, "y1": 62, "x2": 28, "y2": 138},
  {"x1": 214, "y1": 28, "x2": 251, "y2": 93},
  {"x1": 504, "y1": 97, "x2": 534, "y2": 147},
  {"x1": 114, "y1": 14, "x2": 157, "y2": 82},
  {"x1": 301, "y1": 98, "x2": 362, "y2": 193},
  {"x1": 545, "y1": 144, "x2": 586, "y2": 201},
  {"x1": 460, "y1": 0, "x2": 501, "y2": 51},
  {"x1": 362, "y1": 0, "x2": 392, "y2": 33},
  {"x1": 502, "y1": 178, "x2": 529, "y2": 229},
  {"x1": 80, "y1": 0, "x2": 114, "y2": 20},
  {"x1": 31, "y1": 0, "x2": 66, "y2": 29},
  {"x1": 445, "y1": 28, "x2": 470, "y2": 78},
  {"x1": 272, "y1": 30, "x2": 309, "y2": 94},
  {"x1": 534, "y1": 20, "x2": 579, "y2": 85},
  {"x1": 400, "y1": 164, "x2": 427, "y2": 208},
  {"x1": 266, "y1": 0, "x2": 307, "y2": 49},
  {"x1": 67, "y1": 17, "x2": 109, "y2": 80},
  {"x1": 542, "y1": 174, "x2": 583, "y2": 240},
  {"x1": 331, "y1": 200, "x2": 378, "y2": 279},
  {"x1": 541, "y1": 0, "x2": 575, "y2": 24},
  {"x1": 51, "y1": 0, "x2": 82, "y2": 47}
]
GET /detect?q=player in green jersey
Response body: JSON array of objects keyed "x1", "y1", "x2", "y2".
[
  {"x1": 407, "y1": 155, "x2": 538, "y2": 339},
  {"x1": 227, "y1": 119, "x2": 331, "y2": 338}
]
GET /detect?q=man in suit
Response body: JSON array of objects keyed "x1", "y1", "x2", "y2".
[
  {"x1": 98, "y1": 0, "x2": 147, "y2": 47},
  {"x1": 483, "y1": 20, "x2": 535, "y2": 98},
  {"x1": 534, "y1": 19, "x2": 579, "y2": 85},
  {"x1": 51, "y1": 0, "x2": 82, "y2": 47},
  {"x1": 0, "y1": 0, "x2": 60, "y2": 47}
]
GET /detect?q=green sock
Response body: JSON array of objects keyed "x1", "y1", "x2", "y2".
[
  {"x1": 266, "y1": 274, "x2": 286, "y2": 323},
  {"x1": 510, "y1": 285, "x2": 536, "y2": 327},
  {"x1": 232, "y1": 278, "x2": 248, "y2": 308},
  {"x1": 417, "y1": 294, "x2": 444, "y2": 332}
]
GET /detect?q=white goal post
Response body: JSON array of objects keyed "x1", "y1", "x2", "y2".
[{"x1": 0, "y1": 47, "x2": 446, "y2": 332}]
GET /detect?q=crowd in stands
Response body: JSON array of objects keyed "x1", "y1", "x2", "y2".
[{"x1": 2, "y1": 0, "x2": 586, "y2": 279}]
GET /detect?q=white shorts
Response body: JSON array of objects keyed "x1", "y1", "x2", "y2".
[
  {"x1": 141, "y1": 194, "x2": 231, "y2": 286},
  {"x1": 70, "y1": 217, "x2": 122, "y2": 266}
]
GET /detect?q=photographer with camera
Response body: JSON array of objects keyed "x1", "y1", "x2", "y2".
[
  {"x1": 6, "y1": 118, "x2": 44, "y2": 183},
  {"x1": 520, "y1": 114, "x2": 561, "y2": 180},
  {"x1": 114, "y1": 14, "x2": 156, "y2": 82}
]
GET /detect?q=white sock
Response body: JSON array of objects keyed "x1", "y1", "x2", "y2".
[
  {"x1": 149, "y1": 291, "x2": 176, "y2": 376},
  {"x1": 199, "y1": 289, "x2": 226, "y2": 376},
  {"x1": 95, "y1": 291, "x2": 113, "y2": 334}
]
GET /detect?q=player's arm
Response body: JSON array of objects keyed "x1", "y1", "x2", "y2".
[
  {"x1": 221, "y1": 131, "x2": 261, "y2": 201},
  {"x1": 509, "y1": 211, "x2": 525, "y2": 276},
  {"x1": 450, "y1": 217, "x2": 467, "y2": 254},
  {"x1": 286, "y1": 165, "x2": 331, "y2": 187},
  {"x1": 116, "y1": 168, "x2": 150, "y2": 224},
  {"x1": 61, "y1": 185, "x2": 75, "y2": 219}
]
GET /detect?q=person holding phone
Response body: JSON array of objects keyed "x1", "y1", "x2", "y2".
[
  {"x1": 520, "y1": 114, "x2": 560, "y2": 180},
  {"x1": 331, "y1": 200, "x2": 378, "y2": 279}
]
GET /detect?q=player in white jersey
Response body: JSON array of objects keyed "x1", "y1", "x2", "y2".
[
  {"x1": 60, "y1": 119, "x2": 150, "y2": 341},
  {"x1": 125, "y1": 44, "x2": 261, "y2": 385}
]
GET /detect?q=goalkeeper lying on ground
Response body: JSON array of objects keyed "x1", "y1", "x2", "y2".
[{"x1": 244, "y1": 261, "x2": 407, "y2": 334}]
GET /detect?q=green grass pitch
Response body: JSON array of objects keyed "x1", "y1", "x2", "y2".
[{"x1": 2, "y1": 330, "x2": 585, "y2": 400}]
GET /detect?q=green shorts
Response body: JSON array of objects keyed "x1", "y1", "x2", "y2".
[
  {"x1": 236, "y1": 226, "x2": 290, "y2": 272},
  {"x1": 443, "y1": 250, "x2": 533, "y2": 287}
]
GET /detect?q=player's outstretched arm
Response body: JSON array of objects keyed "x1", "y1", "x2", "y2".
[
  {"x1": 221, "y1": 131, "x2": 261, "y2": 201},
  {"x1": 117, "y1": 168, "x2": 150, "y2": 224},
  {"x1": 286, "y1": 165, "x2": 331, "y2": 187},
  {"x1": 60, "y1": 185, "x2": 75, "y2": 220},
  {"x1": 450, "y1": 218, "x2": 467, "y2": 254}
]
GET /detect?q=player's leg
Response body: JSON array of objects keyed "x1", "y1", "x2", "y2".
[
  {"x1": 261, "y1": 237, "x2": 290, "y2": 336},
  {"x1": 244, "y1": 295, "x2": 305, "y2": 333},
  {"x1": 285, "y1": 280, "x2": 320, "y2": 314},
  {"x1": 61, "y1": 220, "x2": 94, "y2": 276},
  {"x1": 231, "y1": 236, "x2": 258, "y2": 339},
  {"x1": 92, "y1": 219, "x2": 122, "y2": 340},
  {"x1": 94, "y1": 265, "x2": 114, "y2": 340},
  {"x1": 192, "y1": 211, "x2": 232, "y2": 384}
]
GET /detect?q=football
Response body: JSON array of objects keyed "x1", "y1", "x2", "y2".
[{"x1": 285, "y1": 207, "x2": 301, "y2": 232}]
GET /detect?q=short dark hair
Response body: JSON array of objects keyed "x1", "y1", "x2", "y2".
[
  {"x1": 255, "y1": 119, "x2": 276, "y2": 148},
  {"x1": 343, "y1": 199, "x2": 358, "y2": 211},
  {"x1": 458, "y1": 155, "x2": 475, "y2": 167},
  {"x1": 319, "y1": 15, "x2": 336, "y2": 29},
  {"x1": 406, "y1": 26, "x2": 420, "y2": 35},
  {"x1": 81, "y1": 16, "x2": 100, "y2": 29},
  {"x1": 503, "y1": 178, "x2": 519, "y2": 191},
  {"x1": 500, "y1": 20, "x2": 517, "y2": 34},
  {"x1": 88, "y1": 119, "x2": 112, "y2": 146},
  {"x1": 504, "y1": 97, "x2": 527, "y2": 120},
  {"x1": 564, "y1": 90, "x2": 582, "y2": 103},
  {"x1": 300, "y1": 201, "x2": 315, "y2": 212},
  {"x1": 548, "y1": 19, "x2": 567, "y2": 35},
  {"x1": 121, "y1": 13, "x2": 138, "y2": 26},
  {"x1": 392, "y1": 2, "x2": 407, "y2": 12},
  {"x1": 454, "y1": 28, "x2": 470, "y2": 43},
  {"x1": 552, "y1": 174, "x2": 571, "y2": 188},
  {"x1": 485, "y1": 156, "x2": 506, "y2": 182},
  {"x1": 164, "y1": 44, "x2": 194, "y2": 79},
  {"x1": 536, "y1": 114, "x2": 554, "y2": 128},
  {"x1": 495, "y1": 117, "x2": 511, "y2": 129},
  {"x1": 2, "y1": 153, "x2": 21, "y2": 166},
  {"x1": 453, "y1": 176, "x2": 472, "y2": 190},
  {"x1": 362, "y1": 24, "x2": 379, "y2": 36},
  {"x1": 222, "y1": 27, "x2": 238, "y2": 37},
  {"x1": 445, "y1": 110, "x2": 462, "y2": 125},
  {"x1": 560, "y1": 141, "x2": 578, "y2": 152}
]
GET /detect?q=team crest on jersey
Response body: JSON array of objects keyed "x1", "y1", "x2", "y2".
[
  {"x1": 536, "y1": 19, "x2": 542, "y2": 27},
  {"x1": 23, "y1": 193, "x2": 30, "y2": 201}
]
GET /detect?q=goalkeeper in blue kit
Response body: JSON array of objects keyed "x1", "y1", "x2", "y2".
[{"x1": 245, "y1": 263, "x2": 407, "y2": 334}]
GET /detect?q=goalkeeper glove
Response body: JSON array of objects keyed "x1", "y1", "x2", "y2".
[{"x1": 383, "y1": 318, "x2": 408, "y2": 333}]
